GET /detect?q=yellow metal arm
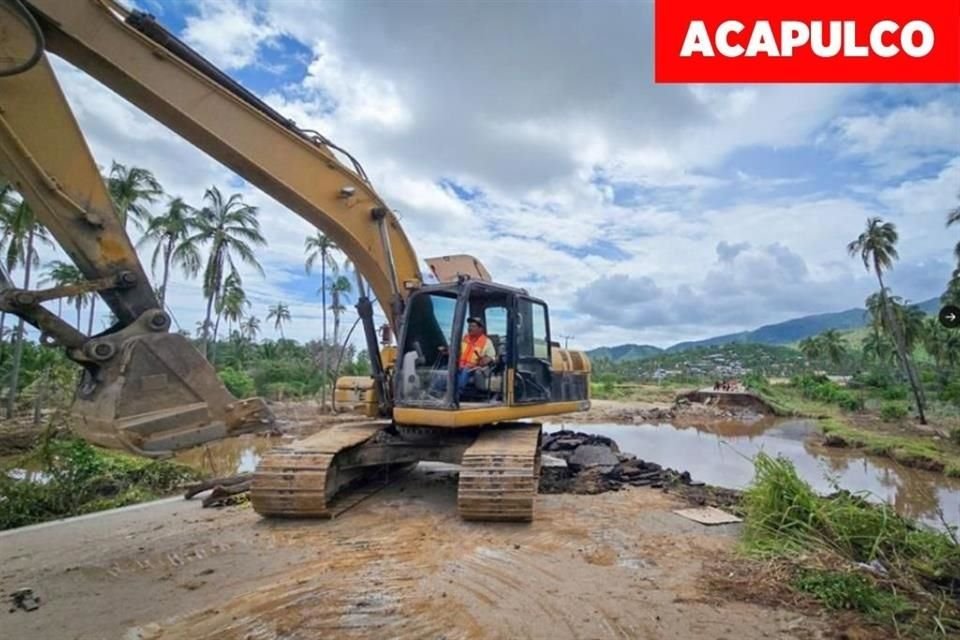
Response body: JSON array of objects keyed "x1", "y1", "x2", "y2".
[
  {"x1": 0, "y1": 51, "x2": 158, "y2": 325},
  {"x1": 17, "y1": 0, "x2": 424, "y2": 330}
]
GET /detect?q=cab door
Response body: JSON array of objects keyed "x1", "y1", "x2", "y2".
[{"x1": 511, "y1": 296, "x2": 553, "y2": 404}]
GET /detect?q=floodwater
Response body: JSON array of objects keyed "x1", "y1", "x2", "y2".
[
  {"x1": 546, "y1": 420, "x2": 960, "y2": 531},
  {"x1": 174, "y1": 433, "x2": 282, "y2": 476},
  {"x1": 173, "y1": 419, "x2": 960, "y2": 531}
]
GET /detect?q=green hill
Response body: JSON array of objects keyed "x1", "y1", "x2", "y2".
[
  {"x1": 587, "y1": 297, "x2": 941, "y2": 362},
  {"x1": 587, "y1": 344, "x2": 662, "y2": 362}
]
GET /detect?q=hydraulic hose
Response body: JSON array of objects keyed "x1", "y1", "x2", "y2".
[{"x1": 0, "y1": 0, "x2": 44, "y2": 77}]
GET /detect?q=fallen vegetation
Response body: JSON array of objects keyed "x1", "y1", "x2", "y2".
[
  {"x1": 739, "y1": 453, "x2": 959, "y2": 638},
  {"x1": 0, "y1": 433, "x2": 203, "y2": 530}
]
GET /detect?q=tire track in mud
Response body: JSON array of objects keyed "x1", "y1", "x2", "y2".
[
  {"x1": 146, "y1": 483, "x2": 786, "y2": 640},
  {"x1": 154, "y1": 512, "x2": 488, "y2": 639}
]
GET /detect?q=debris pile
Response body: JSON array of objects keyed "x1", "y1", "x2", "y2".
[{"x1": 539, "y1": 430, "x2": 703, "y2": 495}]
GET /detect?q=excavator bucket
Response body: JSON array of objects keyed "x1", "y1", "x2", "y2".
[{"x1": 70, "y1": 329, "x2": 272, "y2": 457}]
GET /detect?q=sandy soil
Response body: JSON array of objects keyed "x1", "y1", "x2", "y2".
[{"x1": 0, "y1": 465, "x2": 829, "y2": 640}]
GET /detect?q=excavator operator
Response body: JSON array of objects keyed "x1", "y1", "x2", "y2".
[
  {"x1": 458, "y1": 317, "x2": 496, "y2": 393},
  {"x1": 435, "y1": 317, "x2": 496, "y2": 398}
]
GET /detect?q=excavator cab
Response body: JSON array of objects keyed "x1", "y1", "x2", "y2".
[{"x1": 393, "y1": 279, "x2": 590, "y2": 426}]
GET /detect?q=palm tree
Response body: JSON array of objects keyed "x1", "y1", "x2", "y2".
[
  {"x1": 0, "y1": 192, "x2": 51, "y2": 346},
  {"x1": 305, "y1": 232, "x2": 338, "y2": 343},
  {"x1": 187, "y1": 186, "x2": 266, "y2": 359},
  {"x1": 946, "y1": 194, "x2": 960, "y2": 304},
  {"x1": 817, "y1": 330, "x2": 846, "y2": 367},
  {"x1": 42, "y1": 261, "x2": 86, "y2": 328},
  {"x1": 241, "y1": 315, "x2": 261, "y2": 342},
  {"x1": 137, "y1": 197, "x2": 202, "y2": 307},
  {"x1": 942, "y1": 275, "x2": 960, "y2": 307},
  {"x1": 106, "y1": 161, "x2": 163, "y2": 231},
  {"x1": 219, "y1": 273, "x2": 249, "y2": 337},
  {"x1": 211, "y1": 271, "x2": 247, "y2": 363},
  {"x1": 3, "y1": 201, "x2": 51, "y2": 418},
  {"x1": 305, "y1": 232, "x2": 340, "y2": 412},
  {"x1": 862, "y1": 331, "x2": 895, "y2": 366},
  {"x1": 922, "y1": 317, "x2": 960, "y2": 371},
  {"x1": 948, "y1": 190, "x2": 959, "y2": 265},
  {"x1": 0, "y1": 185, "x2": 15, "y2": 345},
  {"x1": 266, "y1": 302, "x2": 291, "y2": 339},
  {"x1": 798, "y1": 337, "x2": 821, "y2": 363},
  {"x1": 328, "y1": 275, "x2": 353, "y2": 347},
  {"x1": 847, "y1": 217, "x2": 926, "y2": 423},
  {"x1": 891, "y1": 301, "x2": 926, "y2": 353}
]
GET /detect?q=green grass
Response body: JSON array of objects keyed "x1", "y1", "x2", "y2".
[
  {"x1": 0, "y1": 435, "x2": 203, "y2": 530},
  {"x1": 792, "y1": 568, "x2": 910, "y2": 616},
  {"x1": 819, "y1": 418, "x2": 956, "y2": 473},
  {"x1": 742, "y1": 453, "x2": 960, "y2": 637},
  {"x1": 589, "y1": 382, "x2": 691, "y2": 403},
  {"x1": 743, "y1": 375, "x2": 828, "y2": 417}
]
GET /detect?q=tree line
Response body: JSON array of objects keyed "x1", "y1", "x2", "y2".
[{"x1": 0, "y1": 162, "x2": 365, "y2": 418}]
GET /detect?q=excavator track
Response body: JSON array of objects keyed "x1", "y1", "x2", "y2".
[
  {"x1": 251, "y1": 422, "x2": 386, "y2": 518},
  {"x1": 457, "y1": 423, "x2": 542, "y2": 522}
]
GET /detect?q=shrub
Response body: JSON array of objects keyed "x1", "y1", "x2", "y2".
[
  {"x1": 940, "y1": 378, "x2": 960, "y2": 407},
  {"x1": 879, "y1": 402, "x2": 908, "y2": 422},
  {"x1": 879, "y1": 385, "x2": 908, "y2": 401},
  {"x1": 218, "y1": 367, "x2": 255, "y2": 398},
  {"x1": 252, "y1": 359, "x2": 324, "y2": 398},
  {"x1": 950, "y1": 428, "x2": 960, "y2": 447},
  {"x1": 0, "y1": 438, "x2": 201, "y2": 530},
  {"x1": 791, "y1": 374, "x2": 862, "y2": 411}
]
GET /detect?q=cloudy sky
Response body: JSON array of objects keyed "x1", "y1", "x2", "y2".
[{"x1": 41, "y1": 0, "x2": 960, "y2": 349}]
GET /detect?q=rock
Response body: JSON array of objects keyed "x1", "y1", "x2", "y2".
[
  {"x1": 11, "y1": 588, "x2": 39, "y2": 612},
  {"x1": 568, "y1": 445, "x2": 620, "y2": 471},
  {"x1": 541, "y1": 454, "x2": 568, "y2": 468}
]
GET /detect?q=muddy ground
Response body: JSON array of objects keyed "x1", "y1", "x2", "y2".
[{"x1": 0, "y1": 464, "x2": 831, "y2": 640}]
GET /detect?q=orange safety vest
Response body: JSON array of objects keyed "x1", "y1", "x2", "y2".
[{"x1": 459, "y1": 334, "x2": 489, "y2": 367}]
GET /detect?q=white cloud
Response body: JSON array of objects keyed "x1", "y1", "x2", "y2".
[
  {"x1": 825, "y1": 100, "x2": 960, "y2": 177},
  {"x1": 22, "y1": 1, "x2": 958, "y2": 352},
  {"x1": 182, "y1": 0, "x2": 279, "y2": 70}
]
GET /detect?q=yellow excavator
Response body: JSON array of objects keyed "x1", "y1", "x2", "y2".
[{"x1": 0, "y1": 0, "x2": 591, "y2": 521}]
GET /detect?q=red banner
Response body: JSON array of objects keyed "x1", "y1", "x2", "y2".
[{"x1": 654, "y1": 0, "x2": 960, "y2": 83}]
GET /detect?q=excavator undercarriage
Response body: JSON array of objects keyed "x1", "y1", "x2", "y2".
[{"x1": 252, "y1": 422, "x2": 542, "y2": 521}]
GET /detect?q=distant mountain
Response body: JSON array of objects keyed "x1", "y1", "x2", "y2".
[
  {"x1": 586, "y1": 344, "x2": 662, "y2": 362},
  {"x1": 587, "y1": 297, "x2": 941, "y2": 361},
  {"x1": 667, "y1": 297, "x2": 940, "y2": 353}
]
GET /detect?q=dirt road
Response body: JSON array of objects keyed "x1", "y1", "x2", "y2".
[{"x1": 1, "y1": 464, "x2": 825, "y2": 640}]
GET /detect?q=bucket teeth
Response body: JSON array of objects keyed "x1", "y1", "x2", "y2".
[{"x1": 457, "y1": 424, "x2": 542, "y2": 522}]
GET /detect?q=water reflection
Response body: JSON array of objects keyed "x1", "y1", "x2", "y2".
[
  {"x1": 174, "y1": 433, "x2": 283, "y2": 476},
  {"x1": 172, "y1": 419, "x2": 960, "y2": 531},
  {"x1": 546, "y1": 420, "x2": 960, "y2": 531}
]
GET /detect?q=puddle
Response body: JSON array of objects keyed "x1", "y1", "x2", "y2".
[
  {"x1": 174, "y1": 434, "x2": 283, "y2": 475},
  {"x1": 546, "y1": 420, "x2": 960, "y2": 531}
]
